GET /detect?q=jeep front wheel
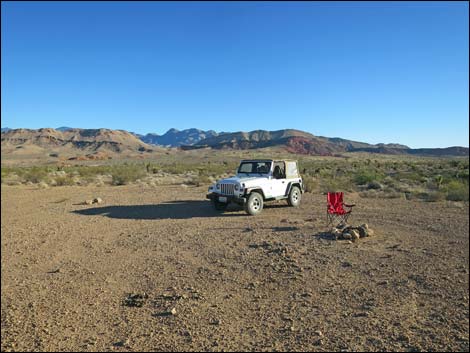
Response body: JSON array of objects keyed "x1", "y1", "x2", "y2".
[
  {"x1": 287, "y1": 186, "x2": 301, "y2": 207},
  {"x1": 244, "y1": 192, "x2": 263, "y2": 215}
]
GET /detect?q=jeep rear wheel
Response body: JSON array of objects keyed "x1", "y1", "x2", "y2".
[
  {"x1": 213, "y1": 199, "x2": 228, "y2": 211},
  {"x1": 244, "y1": 192, "x2": 263, "y2": 216},
  {"x1": 287, "y1": 186, "x2": 301, "y2": 207}
]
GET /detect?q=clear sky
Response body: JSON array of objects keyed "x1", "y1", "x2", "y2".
[{"x1": 1, "y1": 1, "x2": 468, "y2": 148}]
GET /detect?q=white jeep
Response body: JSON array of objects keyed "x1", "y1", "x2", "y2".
[{"x1": 206, "y1": 159, "x2": 303, "y2": 215}]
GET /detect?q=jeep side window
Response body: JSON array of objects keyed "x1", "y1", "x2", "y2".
[{"x1": 273, "y1": 162, "x2": 285, "y2": 179}]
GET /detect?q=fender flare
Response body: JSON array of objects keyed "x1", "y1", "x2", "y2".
[
  {"x1": 245, "y1": 187, "x2": 266, "y2": 200},
  {"x1": 285, "y1": 182, "x2": 303, "y2": 197}
]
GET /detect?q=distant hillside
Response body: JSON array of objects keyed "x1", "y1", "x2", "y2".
[
  {"x1": 140, "y1": 128, "x2": 218, "y2": 147},
  {"x1": 1, "y1": 128, "x2": 154, "y2": 154},
  {"x1": 352, "y1": 146, "x2": 469, "y2": 157},
  {"x1": 2, "y1": 127, "x2": 467, "y2": 158},
  {"x1": 191, "y1": 129, "x2": 373, "y2": 155},
  {"x1": 189, "y1": 129, "x2": 467, "y2": 157},
  {"x1": 1, "y1": 127, "x2": 12, "y2": 133}
]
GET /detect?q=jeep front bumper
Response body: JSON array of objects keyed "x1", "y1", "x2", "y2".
[{"x1": 206, "y1": 193, "x2": 246, "y2": 205}]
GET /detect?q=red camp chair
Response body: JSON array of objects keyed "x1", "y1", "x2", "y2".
[{"x1": 327, "y1": 192, "x2": 355, "y2": 227}]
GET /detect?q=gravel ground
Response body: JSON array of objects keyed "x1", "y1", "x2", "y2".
[{"x1": 1, "y1": 184, "x2": 469, "y2": 352}]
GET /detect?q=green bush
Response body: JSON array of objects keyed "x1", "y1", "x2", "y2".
[
  {"x1": 423, "y1": 191, "x2": 446, "y2": 202},
  {"x1": 353, "y1": 169, "x2": 380, "y2": 185},
  {"x1": 23, "y1": 167, "x2": 48, "y2": 183},
  {"x1": 446, "y1": 181, "x2": 469, "y2": 201},
  {"x1": 53, "y1": 175, "x2": 76, "y2": 186},
  {"x1": 111, "y1": 165, "x2": 146, "y2": 185},
  {"x1": 302, "y1": 176, "x2": 318, "y2": 193}
]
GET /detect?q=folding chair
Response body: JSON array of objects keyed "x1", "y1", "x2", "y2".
[{"x1": 327, "y1": 192, "x2": 355, "y2": 228}]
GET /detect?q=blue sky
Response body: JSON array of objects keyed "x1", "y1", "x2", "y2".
[{"x1": 1, "y1": 1, "x2": 468, "y2": 148}]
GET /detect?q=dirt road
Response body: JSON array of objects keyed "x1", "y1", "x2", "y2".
[{"x1": 1, "y1": 185, "x2": 469, "y2": 351}]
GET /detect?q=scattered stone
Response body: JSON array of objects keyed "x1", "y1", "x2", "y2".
[
  {"x1": 123, "y1": 293, "x2": 148, "y2": 307},
  {"x1": 114, "y1": 339, "x2": 130, "y2": 347},
  {"x1": 350, "y1": 229, "x2": 360, "y2": 242},
  {"x1": 209, "y1": 318, "x2": 221, "y2": 325},
  {"x1": 332, "y1": 223, "x2": 375, "y2": 242},
  {"x1": 358, "y1": 226, "x2": 368, "y2": 238},
  {"x1": 170, "y1": 307, "x2": 177, "y2": 315},
  {"x1": 314, "y1": 338, "x2": 324, "y2": 346}
]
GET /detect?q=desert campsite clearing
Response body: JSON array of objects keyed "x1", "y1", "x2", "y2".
[{"x1": 1, "y1": 184, "x2": 468, "y2": 351}]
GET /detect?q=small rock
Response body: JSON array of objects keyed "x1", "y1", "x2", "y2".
[
  {"x1": 315, "y1": 330, "x2": 324, "y2": 337},
  {"x1": 209, "y1": 318, "x2": 220, "y2": 325},
  {"x1": 314, "y1": 338, "x2": 324, "y2": 345},
  {"x1": 170, "y1": 307, "x2": 177, "y2": 315},
  {"x1": 114, "y1": 339, "x2": 129, "y2": 347},
  {"x1": 350, "y1": 229, "x2": 360, "y2": 242},
  {"x1": 331, "y1": 228, "x2": 342, "y2": 236},
  {"x1": 358, "y1": 226, "x2": 368, "y2": 238}
]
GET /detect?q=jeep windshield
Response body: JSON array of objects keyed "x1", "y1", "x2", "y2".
[{"x1": 237, "y1": 161, "x2": 272, "y2": 176}]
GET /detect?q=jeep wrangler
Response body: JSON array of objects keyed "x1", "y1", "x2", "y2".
[{"x1": 206, "y1": 159, "x2": 303, "y2": 215}]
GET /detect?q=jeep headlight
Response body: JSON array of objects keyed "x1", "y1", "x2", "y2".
[
  {"x1": 216, "y1": 183, "x2": 220, "y2": 190},
  {"x1": 234, "y1": 184, "x2": 239, "y2": 191}
]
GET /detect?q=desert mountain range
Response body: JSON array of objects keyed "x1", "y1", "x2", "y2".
[{"x1": 1, "y1": 127, "x2": 468, "y2": 157}]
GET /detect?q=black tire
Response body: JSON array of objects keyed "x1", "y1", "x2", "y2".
[
  {"x1": 213, "y1": 199, "x2": 228, "y2": 211},
  {"x1": 287, "y1": 186, "x2": 301, "y2": 207},
  {"x1": 244, "y1": 192, "x2": 264, "y2": 215}
]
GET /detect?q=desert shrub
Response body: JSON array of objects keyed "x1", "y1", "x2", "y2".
[
  {"x1": 367, "y1": 181, "x2": 383, "y2": 190},
  {"x1": 53, "y1": 175, "x2": 76, "y2": 186},
  {"x1": 23, "y1": 167, "x2": 48, "y2": 183},
  {"x1": 111, "y1": 164, "x2": 146, "y2": 185},
  {"x1": 445, "y1": 181, "x2": 469, "y2": 201},
  {"x1": 353, "y1": 169, "x2": 381, "y2": 185},
  {"x1": 320, "y1": 177, "x2": 352, "y2": 193},
  {"x1": 423, "y1": 191, "x2": 446, "y2": 202},
  {"x1": 302, "y1": 176, "x2": 318, "y2": 193}
]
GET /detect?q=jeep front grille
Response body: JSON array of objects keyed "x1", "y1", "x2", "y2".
[{"x1": 220, "y1": 183, "x2": 235, "y2": 195}]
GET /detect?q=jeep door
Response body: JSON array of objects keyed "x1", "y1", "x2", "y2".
[{"x1": 270, "y1": 162, "x2": 288, "y2": 197}]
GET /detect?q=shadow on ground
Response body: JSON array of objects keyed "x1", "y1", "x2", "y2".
[{"x1": 72, "y1": 200, "x2": 245, "y2": 220}]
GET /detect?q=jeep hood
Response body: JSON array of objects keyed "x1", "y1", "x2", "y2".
[{"x1": 219, "y1": 176, "x2": 269, "y2": 185}]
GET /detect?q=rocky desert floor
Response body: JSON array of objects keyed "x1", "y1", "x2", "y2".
[{"x1": 1, "y1": 184, "x2": 469, "y2": 352}]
